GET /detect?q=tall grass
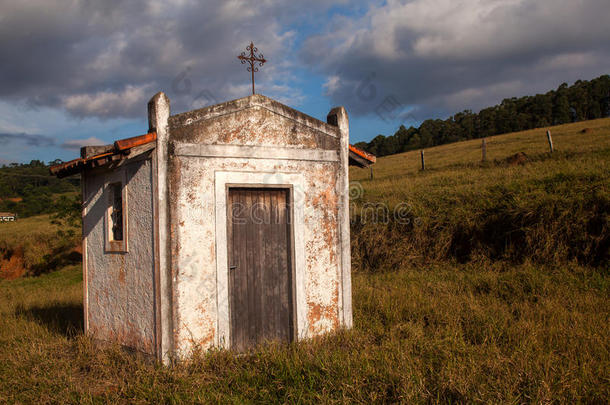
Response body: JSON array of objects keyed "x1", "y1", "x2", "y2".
[
  {"x1": 0, "y1": 264, "x2": 607, "y2": 403},
  {"x1": 350, "y1": 120, "x2": 610, "y2": 271},
  {"x1": 0, "y1": 215, "x2": 80, "y2": 278}
]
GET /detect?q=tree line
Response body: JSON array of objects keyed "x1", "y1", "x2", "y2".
[
  {"x1": 0, "y1": 160, "x2": 80, "y2": 218},
  {"x1": 355, "y1": 75, "x2": 610, "y2": 157}
]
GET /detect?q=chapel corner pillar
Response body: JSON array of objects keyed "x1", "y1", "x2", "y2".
[
  {"x1": 148, "y1": 92, "x2": 171, "y2": 136},
  {"x1": 327, "y1": 106, "x2": 353, "y2": 329},
  {"x1": 148, "y1": 92, "x2": 174, "y2": 363}
]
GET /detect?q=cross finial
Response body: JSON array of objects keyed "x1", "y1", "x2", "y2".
[{"x1": 237, "y1": 42, "x2": 266, "y2": 95}]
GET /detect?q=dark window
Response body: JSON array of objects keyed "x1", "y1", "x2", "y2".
[{"x1": 110, "y1": 182, "x2": 123, "y2": 241}]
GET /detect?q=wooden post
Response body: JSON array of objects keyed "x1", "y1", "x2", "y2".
[
  {"x1": 420, "y1": 150, "x2": 425, "y2": 171},
  {"x1": 546, "y1": 130, "x2": 554, "y2": 153},
  {"x1": 481, "y1": 138, "x2": 487, "y2": 162},
  {"x1": 370, "y1": 166, "x2": 374, "y2": 180}
]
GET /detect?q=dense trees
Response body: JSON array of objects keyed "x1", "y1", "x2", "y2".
[
  {"x1": 0, "y1": 160, "x2": 79, "y2": 217},
  {"x1": 356, "y1": 75, "x2": 610, "y2": 157}
]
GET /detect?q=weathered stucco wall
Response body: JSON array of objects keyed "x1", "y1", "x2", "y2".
[
  {"x1": 76, "y1": 93, "x2": 349, "y2": 360},
  {"x1": 166, "y1": 95, "x2": 347, "y2": 356},
  {"x1": 83, "y1": 156, "x2": 156, "y2": 354},
  {"x1": 169, "y1": 95, "x2": 339, "y2": 149}
]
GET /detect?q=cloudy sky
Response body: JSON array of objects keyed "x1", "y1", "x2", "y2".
[{"x1": 1, "y1": 0, "x2": 609, "y2": 163}]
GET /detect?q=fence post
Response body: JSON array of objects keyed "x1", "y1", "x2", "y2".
[
  {"x1": 546, "y1": 130, "x2": 554, "y2": 153},
  {"x1": 420, "y1": 150, "x2": 425, "y2": 171},
  {"x1": 370, "y1": 166, "x2": 374, "y2": 180},
  {"x1": 481, "y1": 138, "x2": 487, "y2": 162}
]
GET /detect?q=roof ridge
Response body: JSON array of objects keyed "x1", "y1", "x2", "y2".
[{"x1": 168, "y1": 94, "x2": 340, "y2": 137}]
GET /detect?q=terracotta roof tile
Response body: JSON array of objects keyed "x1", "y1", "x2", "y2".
[
  {"x1": 115, "y1": 132, "x2": 157, "y2": 151},
  {"x1": 50, "y1": 132, "x2": 156, "y2": 178},
  {"x1": 349, "y1": 144, "x2": 376, "y2": 163},
  {"x1": 50, "y1": 131, "x2": 375, "y2": 177}
]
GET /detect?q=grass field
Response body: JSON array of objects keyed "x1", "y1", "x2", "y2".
[
  {"x1": 0, "y1": 215, "x2": 80, "y2": 278},
  {"x1": 350, "y1": 118, "x2": 609, "y2": 270},
  {"x1": 0, "y1": 120, "x2": 608, "y2": 403}
]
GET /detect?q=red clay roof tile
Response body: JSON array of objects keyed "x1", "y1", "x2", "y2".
[{"x1": 49, "y1": 132, "x2": 157, "y2": 177}]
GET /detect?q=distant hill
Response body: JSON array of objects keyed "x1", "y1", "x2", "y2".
[
  {"x1": 0, "y1": 160, "x2": 80, "y2": 218},
  {"x1": 356, "y1": 74, "x2": 610, "y2": 157},
  {"x1": 350, "y1": 117, "x2": 610, "y2": 268}
]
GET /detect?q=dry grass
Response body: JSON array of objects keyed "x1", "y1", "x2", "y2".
[
  {"x1": 350, "y1": 119, "x2": 609, "y2": 270},
  {"x1": 352, "y1": 118, "x2": 610, "y2": 180},
  {"x1": 0, "y1": 263, "x2": 607, "y2": 403},
  {"x1": 0, "y1": 215, "x2": 57, "y2": 247},
  {"x1": 0, "y1": 215, "x2": 80, "y2": 278},
  {"x1": 0, "y1": 119, "x2": 608, "y2": 402}
]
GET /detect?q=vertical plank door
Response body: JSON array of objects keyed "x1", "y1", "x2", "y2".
[{"x1": 227, "y1": 188, "x2": 292, "y2": 350}]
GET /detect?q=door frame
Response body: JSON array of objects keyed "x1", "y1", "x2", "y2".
[
  {"x1": 226, "y1": 185, "x2": 295, "y2": 348},
  {"x1": 214, "y1": 171, "x2": 307, "y2": 349}
]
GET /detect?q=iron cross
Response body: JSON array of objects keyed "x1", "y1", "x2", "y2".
[{"x1": 237, "y1": 42, "x2": 266, "y2": 95}]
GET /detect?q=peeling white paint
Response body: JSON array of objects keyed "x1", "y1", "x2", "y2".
[{"x1": 81, "y1": 93, "x2": 352, "y2": 361}]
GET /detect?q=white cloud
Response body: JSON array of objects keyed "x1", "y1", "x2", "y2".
[
  {"x1": 60, "y1": 137, "x2": 106, "y2": 150},
  {"x1": 340, "y1": 0, "x2": 609, "y2": 61},
  {"x1": 62, "y1": 85, "x2": 152, "y2": 118},
  {"x1": 533, "y1": 51, "x2": 601, "y2": 72},
  {"x1": 303, "y1": 0, "x2": 610, "y2": 117},
  {"x1": 323, "y1": 76, "x2": 341, "y2": 95}
]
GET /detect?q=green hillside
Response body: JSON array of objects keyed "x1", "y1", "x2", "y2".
[
  {"x1": 350, "y1": 118, "x2": 609, "y2": 269},
  {"x1": 0, "y1": 160, "x2": 80, "y2": 218},
  {"x1": 0, "y1": 215, "x2": 80, "y2": 278},
  {"x1": 0, "y1": 119, "x2": 608, "y2": 402}
]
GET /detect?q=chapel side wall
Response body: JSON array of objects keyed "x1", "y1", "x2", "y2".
[
  {"x1": 83, "y1": 157, "x2": 156, "y2": 354},
  {"x1": 167, "y1": 99, "x2": 345, "y2": 356}
]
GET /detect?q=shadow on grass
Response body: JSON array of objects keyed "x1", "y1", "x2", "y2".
[
  {"x1": 31, "y1": 249, "x2": 82, "y2": 276},
  {"x1": 15, "y1": 302, "x2": 84, "y2": 338}
]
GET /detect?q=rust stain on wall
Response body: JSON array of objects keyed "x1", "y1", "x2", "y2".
[
  {"x1": 117, "y1": 254, "x2": 126, "y2": 284},
  {"x1": 307, "y1": 285, "x2": 340, "y2": 335},
  {"x1": 170, "y1": 104, "x2": 337, "y2": 149},
  {"x1": 118, "y1": 266, "x2": 125, "y2": 284},
  {"x1": 306, "y1": 269, "x2": 340, "y2": 323},
  {"x1": 76, "y1": 93, "x2": 350, "y2": 359}
]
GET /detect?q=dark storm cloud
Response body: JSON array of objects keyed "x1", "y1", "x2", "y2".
[
  {"x1": 0, "y1": 0, "x2": 347, "y2": 119},
  {"x1": 0, "y1": 132, "x2": 55, "y2": 147},
  {"x1": 2, "y1": 0, "x2": 608, "y2": 123},
  {"x1": 302, "y1": 0, "x2": 610, "y2": 119}
]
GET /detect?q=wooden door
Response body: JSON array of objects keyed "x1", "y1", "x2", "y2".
[{"x1": 227, "y1": 188, "x2": 292, "y2": 350}]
